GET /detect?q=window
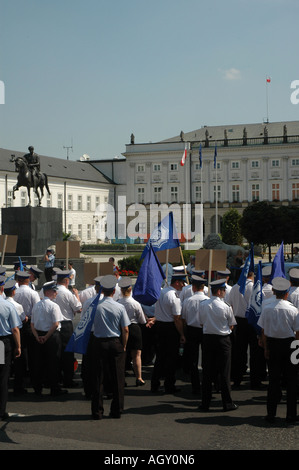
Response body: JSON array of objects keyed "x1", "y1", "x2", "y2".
[
  {"x1": 291, "y1": 159, "x2": 299, "y2": 166},
  {"x1": 195, "y1": 185, "x2": 201, "y2": 202},
  {"x1": 87, "y1": 224, "x2": 91, "y2": 240},
  {"x1": 68, "y1": 194, "x2": 73, "y2": 210},
  {"x1": 170, "y1": 163, "x2": 178, "y2": 171},
  {"x1": 195, "y1": 163, "x2": 202, "y2": 170},
  {"x1": 251, "y1": 161, "x2": 259, "y2": 168},
  {"x1": 77, "y1": 195, "x2": 82, "y2": 210},
  {"x1": 232, "y1": 184, "x2": 240, "y2": 202},
  {"x1": 292, "y1": 183, "x2": 299, "y2": 200},
  {"x1": 231, "y1": 161, "x2": 240, "y2": 169},
  {"x1": 7, "y1": 191, "x2": 13, "y2": 207},
  {"x1": 153, "y1": 164, "x2": 161, "y2": 172},
  {"x1": 154, "y1": 187, "x2": 162, "y2": 203},
  {"x1": 252, "y1": 184, "x2": 260, "y2": 201},
  {"x1": 78, "y1": 224, "x2": 82, "y2": 239},
  {"x1": 137, "y1": 187, "x2": 145, "y2": 203},
  {"x1": 21, "y1": 191, "x2": 26, "y2": 207},
  {"x1": 87, "y1": 195, "x2": 91, "y2": 211},
  {"x1": 170, "y1": 186, "x2": 178, "y2": 202},
  {"x1": 47, "y1": 194, "x2": 51, "y2": 207},
  {"x1": 271, "y1": 160, "x2": 280, "y2": 167},
  {"x1": 137, "y1": 165, "x2": 145, "y2": 172},
  {"x1": 57, "y1": 193, "x2": 63, "y2": 209},
  {"x1": 95, "y1": 196, "x2": 100, "y2": 208},
  {"x1": 272, "y1": 183, "x2": 280, "y2": 200},
  {"x1": 67, "y1": 224, "x2": 72, "y2": 234},
  {"x1": 213, "y1": 185, "x2": 221, "y2": 202}
]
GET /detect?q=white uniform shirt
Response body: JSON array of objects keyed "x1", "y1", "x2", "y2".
[
  {"x1": 117, "y1": 296, "x2": 146, "y2": 325},
  {"x1": 181, "y1": 291, "x2": 209, "y2": 328},
  {"x1": 154, "y1": 286, "x2": 181, "y2": 322},
  {"x1": 227, "y1": 280, "x2": 253, "y2": 318},
  {"x1": 198, "y1": 296, "x2": 237, "y2": 335},
  {"x1": 79, "y1": 285, "x2": 96, "y2": 304},
  {"x1": 288, "y1": 286, "x2": 299, "y2": 309},
  {"x1": 69, "y1": 268, "x2": 76, "y2": 286},
  {"x1": 6, "y1": 297, "x2": 26, "y2": 323},
  {"x1": 14, "y1": 284, "x2": 40, "y2": 318},
  {"x1": 180, "y1": 284, "x2": 209, "y2": 303},
  {"x1": 257, "y1": 297, "x2": 299, "y2": 338},
  {"x1": 31, "y1": 297, "x2": 64, "y2": 332},
  {"x1": 54, "y1": 284, "x2": 82, "y2": 321},
  {"x1": 262, "y1": 283, "x2": 273, "y2": 299}
]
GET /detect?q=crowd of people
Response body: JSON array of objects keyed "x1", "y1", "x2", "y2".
[{"x1": 1, "y1": 254, "x2": 299, "y2": 425}]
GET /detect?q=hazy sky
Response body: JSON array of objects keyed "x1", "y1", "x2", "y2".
[{"x1": 1, "y1": 0, "x2": 298, "y2": 161}]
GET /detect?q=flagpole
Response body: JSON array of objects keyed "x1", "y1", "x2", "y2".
[
  {"x1": 215, "y1": 144, "x2": 218, "y2": 234},
  {"x1": 185, "y1": 142, "x2": 189, "y2": 250}
]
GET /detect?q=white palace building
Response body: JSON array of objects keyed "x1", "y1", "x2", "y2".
[{"x1": 1, "y1": 119, "x2": 299, "y2": 245}]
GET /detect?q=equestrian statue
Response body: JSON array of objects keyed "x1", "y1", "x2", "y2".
[{"x1": 10, "y1": 146, "x2": 51, "y2": 206}]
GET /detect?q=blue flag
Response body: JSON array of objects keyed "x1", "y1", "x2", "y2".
[
  {"x1": 238, "y1": 251, "x2": 252, "y2": 295},
  {"x1": 246, "y1": 261, "x2": 263, "y2": 335},
  {"x1": 141, "y1": 211, "x2": 180, "y2": 259},
  {"x1": 18, "y1": 257, "x2": 24, "y2": 271},
  {"x1": 214, "y1": 144, "x2": 217, "y2": 169},
  {"x1": 133, "y1": 243, "x2": 166, "y2": 306},
  {"x1": 270, "y1": 241, "x2": 285, "y2": 282},
  {"x1": 65, "y1": 290, "x2": 102, "y2": 354},
  {"x1": 199, "y1": 144, "x2": 202, "y2": 169}
]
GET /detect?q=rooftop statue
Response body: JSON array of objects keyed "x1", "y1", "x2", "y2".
[{"x1": 10, "y1": 146, "x2": 51, "y2": 206}]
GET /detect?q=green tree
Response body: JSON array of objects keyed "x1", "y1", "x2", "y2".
[
  {"x1": 240, "y1": 202, "x2": 280, "y2": 261},
  {"x1": 221, "y1": 208, "x2": 243, "y2": 246}
]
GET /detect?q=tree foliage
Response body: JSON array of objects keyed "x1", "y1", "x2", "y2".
[{"x1": 221, "y1": 208, "x2": 243, "y2": 246}]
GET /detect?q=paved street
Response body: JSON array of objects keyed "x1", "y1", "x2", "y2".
[{"x1": 0, "y1": 360, "x2": 298, "y2": 453}]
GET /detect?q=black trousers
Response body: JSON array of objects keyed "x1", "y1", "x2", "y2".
[
  {"x1": 0, "y1": 336, "x2": 13, "y2": 417},
  {"x1": 202, "y1": 334, "x2": 233, "y2": 409},
  {"x1": 60, "y1": 320, "x2": 74, "y2": 386},
  {"x1": 231, "y1": 316, "x2": 266, "y2": 385},
  {"x1": 91, "y1": 337, "x2": 126, "y2": 418},
  {"x1": 151, "y1": 321, "x2": 180, "y2": 392},
  {"x1": 31, "y1": 330, "x2": 61, "y2": 393},
  {"x1": 184, "y1": 325, "x2": 203, "y2": 393},
  {"x1": 267, "y1": 337, "x2": 298, "y2": 419}
]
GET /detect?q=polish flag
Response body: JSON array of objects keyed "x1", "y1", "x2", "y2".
[
  {"x1": 180, "y1": 145, "x2": 187, "y2": 166},
  {"x1": 266, "y1": 77, "x2": 271, "y2": 83}
]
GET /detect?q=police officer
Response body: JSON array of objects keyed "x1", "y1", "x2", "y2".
[
  {"x1": 181, "y1": 275, "x2": 209, "y2": 394},
  {"x1": 54, "y1": 269, "x2": 82, "y2": 387},
  {"x1": 0, "y1": 276, "x2": 21, "y2": 420},
  {"x1": 27, "y1": 266, "x2": 43, "y2": 290},
  {"x1": 91, "y1": 275, "x2": 130, "y2": 420},
  {"x1": 216, "y1": 268, "x2": 232, "y2": 300},
  {"x1": 31, "y1": 281, "x2": 67, "y2": 397},
  {"x1": 258, "y1": 277, "x2": 299, "y2": 424},
  {"x1": 14, "y1": 270, "x2": 40, "y2": 384},
  {"x1": 288, "y1": 268, "x2": 299, "y2": 308},
  {"x1": 4, "y1": 280, "x2": 27, "y2": 395},
  {"x1": 262, "y1": 265, "x2": 274, "y2": 300},
  {"x1": 198, "y1": 279, "x2": 238, "y2": 412},
  {"x1": 150, "y1": 272, "x2": 186, "y2": 394}
]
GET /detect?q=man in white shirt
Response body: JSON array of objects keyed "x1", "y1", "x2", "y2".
[
  {"x1": 54, "y1": 270, "x2": 82, "y2": 387},
  {"x1": 258, "y1": 277, "x2": 299, "y2": 424},
  {"x1": 198, "y1": 279, "x2": 237, "y2": 412},
  {"x1": 181, "y1": 275, "x2": 209, "y2": 394}
]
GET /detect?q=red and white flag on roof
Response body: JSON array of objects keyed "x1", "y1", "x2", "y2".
[
  {"x1": 180, "y1": 145, "x2": 187, "y2": 166},
  {"x1": 266, "y1": 76, "x2": 271, "y2": 83}
]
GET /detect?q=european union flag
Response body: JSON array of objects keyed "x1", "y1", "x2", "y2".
[
  {"x1": 238, "y1": 251, "x2": 252, "y2": 295},
  {"x1": 270, "y1": 241, "x2": 285, "y2": 282},
  {"x1": 214, "y1": 144, "x2": 217, "y2": 169},
  {"x1": 199, "y1": 144, "x2": 202, "y2": 169},
  {"x1": 65, "y1": 290, "x2": 102, "y2": 354},
  {"x1": 141, "y1": 211, "x2": 180, "y2": 259},
  {"x1": 133, "y1": 243, "x2": 165, "y2": 306},
  {"x1": 246, "y1": 261, "x2": 263, "y2": 334}
]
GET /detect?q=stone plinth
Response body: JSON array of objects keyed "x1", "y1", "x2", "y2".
[{"x1": 1, "y1": 206, "x2": 63, "y2": 258}]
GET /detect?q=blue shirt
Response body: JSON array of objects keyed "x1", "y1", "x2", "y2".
[
  {"x1": 93, "y1": 297, "x2": 130, "y2": 338},
  {"x1": 0, "y1": 300, "x2": 22, "y2": 336}
]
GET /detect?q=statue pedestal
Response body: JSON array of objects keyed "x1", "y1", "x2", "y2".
[{"x1": 1, "y1": 206, "x2": 63, "y2": 261}]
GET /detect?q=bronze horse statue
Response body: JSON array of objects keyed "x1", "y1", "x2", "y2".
[{"x1": 10, "y1": 155, "x2": 51, "y2": 206}]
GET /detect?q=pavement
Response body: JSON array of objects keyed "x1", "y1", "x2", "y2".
[{"x1": 0, "y1": 361, "x2": 298, "y2": 454}]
